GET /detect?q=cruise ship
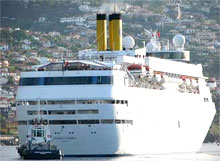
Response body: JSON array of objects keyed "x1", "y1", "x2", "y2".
[{"x1": 16, "y1": 13, "x2": 216, "y2": 156}]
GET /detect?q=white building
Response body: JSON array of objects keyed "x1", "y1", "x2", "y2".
[
  {"x1": 22, "y1": 44, "x2": 31, "y2": 50},
  {"x1": 0, "y1": 44, "x2": 9, "y2": 51},
  {"x1": 49, "y1": 31, "x2": 61, "y2": 37},
  {"x1": 79, "y1": 5, "x2": 90, "y2": 12},
  {"x1": 39, "y1": 17, "x2": 46, "y2": 22},
  {"x1": 43, "y1": 41, "x2": 52, "y2": 47},
  {"x1": 60, "y1": 17, "x2": 86, "y2": 23},
  {"x1": 24, "y1": 39, "x2": 32, "y2": 45}
]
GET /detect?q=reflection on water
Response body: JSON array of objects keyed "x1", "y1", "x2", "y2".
[{"x1": 0, "y1": 143, "x2": 219, "y2": 161}]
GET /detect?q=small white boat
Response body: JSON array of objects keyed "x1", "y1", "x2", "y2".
[{"x1": 17, "y1": 118, "x2": 62, "y2": 159}]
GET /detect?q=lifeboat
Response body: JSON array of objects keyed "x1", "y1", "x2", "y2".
[{"x1": 127, "y1": 64, "x2": 142, "y2": 70}]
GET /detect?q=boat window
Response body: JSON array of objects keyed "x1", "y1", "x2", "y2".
[
  {"x1": 19, "y1": 76, "x2": 113, "y2": 86},
  {"x1": 32, "y1": 130, "x2": 35, "y2": 137},
  {"x1": 27, "y1": 110, "x2": 47, "y2": 115},
  {"x1": 19, "y1": 78, "x2": 40, "y2": 86},
  {"x1": 18, "y1": 99, "x2": 128, "y2": 105},
  {"x1": 77, "y1": 109, "x2": 98, "y2": 114},
  {"x1": 24, "y1": 119, "x2": 134, "y2": 125},
  {"x1": 49, "y1": 110, "x2": 64, "y2": 115},
  {"x1": 49, "y1": 120, "x2": 77, "y2": 124},
  {"x1": 78, "y1": 120, "x2": 99, "y2": 124},
  {"x1": 37, "y1": 129, "x2": 43, "y2": 137},
  {"x1": 26, "y1": 101, "x2": 38, "y2": 105},
  {"x1": 204, "y1": 98, "x2": 209, "y2": 102},
  {"x1": 116, "y1": 100, "x2": 120, "y2": 104},
  {"x1": 31, "y1": 128, "x2": 45, "y2": 137},
  {"x1": 100, "y1": 119, "x2": 114, "y2": 124},
  {"x1": 48, "y1": 110, "x2": 76, "y2": 115},
  {"x1": 28, "y1": 119, "x2": 48, "y2": 125},
  {"x1": 147, "y1": 52, "x2": 185, "y2": 60},
  {"x1": 115, "y1": 120, "x2": 121, "y2": 124},
  {"x1": 18, "y1": 120, "x2": 27, "y2": 125},
  {"x1": 27, "y1": 111, "x2": 37, "y2": 115}
]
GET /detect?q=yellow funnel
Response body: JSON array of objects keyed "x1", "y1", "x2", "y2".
[
  {"x1": 109, "y1": 14, "x2": 122, "y2": 51},
  {"x1": 96, "y1": 14, "x2": 107, "y2": 51}
]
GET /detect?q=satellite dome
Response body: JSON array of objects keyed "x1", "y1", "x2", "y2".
[
  {"x1": 173, "y1": 34, "x2": 185, "y2": 47},
  {"x1": 123, "y1": 36, "x2": 135, "y2": 49}
]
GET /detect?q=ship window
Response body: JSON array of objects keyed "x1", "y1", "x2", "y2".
[
  {"x1": 32, "y1": 119, "x2": 134, "y2": 125},
  {"x1": 101, "y1": 100, "x2": 114, "y2": 104},
  {"x1": 28, "y1": 119, "x2": 48, "y2": 125},
  {"x1": 128, "y1": 120, "x2": 133, "y2": 125},
  {"x1": 19, "y1": 76, "x2": 113, "y2": 86},
  {"x1": 49, "y1": 111, "x2": 64, "y2": 115},
  {"x1": 64, "y1": 110, "x2": 76, "y2": 114},
  {"x1": 19, "y1": 99, "x2": 128, "y2": 106},
  {"x1": 76, "y1": 100, "x2": 95, "y2": 104},
  {"x1": 78, "y1": 120, "x2": 99, "y2": 124},
  {"x1": 27, "y1": 110, "x2": 47, "y2": 115},
  {"x1": 32, "y1": 130, "x2": 35, "y2": 137},
  {"x1": 100, "y1": 119, "x2": 114, "y2": 124},
  {"x1": 77, "y1": 109, "x2": 99, "y2": 114},
  {"x1": 36, "y1": 129, "x2": 45, "y2": 137},
  {"x1": 48, "y1": 110, "x2": 76, "y2": 115},
  {"x1": 49, "y1": 120, "x2": 77, "y2": 124},
  {"x1": 40, "y1": 110, "x2": 47, "y2": 115},
  {"x1": 61, "y1": 100, "x2": 75, "y2": 104},
  {"x1": 27, "y1": 111, "x2": 37, "y2": 115},
  {"x1": 115, "y1": 120, "x2": 121, "y2": 124},
  {"x1": 27, "y1": 101, "x2": 37, "y2": 105},
  {"x1": 204, "y1": 98, "x2": 209, "y2": 102},
  {"x1": 150, "y1": 52, "x2": 185, "y2": 60},
  {"x1": 18, "y1": 120, "x2": 27, "y2": 125},
  {"x1": 19, "y1": 78, "x2": 40, "y2": 86}
]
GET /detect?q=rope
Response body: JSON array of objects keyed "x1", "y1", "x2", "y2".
[
  {"x1": 123, "y1": 31, "x2": 149, "y2": 41},
  {"x1": 90, "y1": 30, "x2": 105, "y2": 46}
]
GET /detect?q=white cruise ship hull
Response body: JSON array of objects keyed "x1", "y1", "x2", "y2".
[{"x1": 16, "y1": 85, "x2": 216, "y2": 156}]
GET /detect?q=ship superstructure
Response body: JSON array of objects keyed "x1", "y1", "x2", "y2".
[{"x1": 16, "y1": 13, "x2": 216, "y2": 156}]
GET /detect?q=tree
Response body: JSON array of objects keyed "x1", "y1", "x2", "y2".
[
  {"x1": 0, "y1": 29, "x2": 13, "y2": 45},
  {"x1": 12, "y1": 30, "x2": 28, "y2": 41},
  {"x1": 7, "y1": 76, "x2": 14, "y2": 85}
]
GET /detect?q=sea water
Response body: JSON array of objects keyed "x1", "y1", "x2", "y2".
[{"x1": 0, "y1": 143, "x2": 219, "y2": 161}]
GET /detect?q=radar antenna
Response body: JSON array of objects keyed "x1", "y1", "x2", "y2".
[
  {"x1": 114, "y1": 3, "x2": 116, "y2": 13},
  {"x1": 176, "y1": 0, "x2": 181, "y2": 19}
]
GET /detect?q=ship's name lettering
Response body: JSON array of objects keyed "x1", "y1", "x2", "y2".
[{"x1": 53, "y1": 137, "x2": 76, "y2": 140}]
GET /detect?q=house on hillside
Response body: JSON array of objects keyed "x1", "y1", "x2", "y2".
[
  {"x1": 48, "y1": 31, "x2": 61, "y2": 37},
  {"x1": 22, "y1": 44, "x2": 31, "y2": 50},
  {"x1": 43, "y1": 41, "x2": 52, "y2": 47},
  {"x1": 0, "y1": 43, "x2": 9, "y2": 51},
  {"x1": 24, "y1": 39, "x2": 31, "y2": 45}
]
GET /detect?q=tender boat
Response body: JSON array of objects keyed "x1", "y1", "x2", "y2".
[{"x1": 17, "y1": 117, "x2": 63, "y2": 159}]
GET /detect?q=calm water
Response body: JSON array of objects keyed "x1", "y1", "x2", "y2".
[{"x1": 0, "y1": 143, "x2": 220, "y2": 161}]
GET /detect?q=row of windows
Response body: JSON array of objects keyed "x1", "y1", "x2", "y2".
[
  {"x1": 18, "y1": 100, "x2": 128, "y2": 106},
  {"x1": 18, "y1": 119, "x2": 133, "y2": 125},
  {"x1": 27, "y1": 109, "x2": 99, "y2": 115},
  {"x1": 146, "y1": 52, "x2": 186, "y2": 59},
  {"x1": 31, "y1": 128, "x2": 45, "y2": 137},
  {"x1": 19, "y1": 76, "x2": 113, "y2": 86}
]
